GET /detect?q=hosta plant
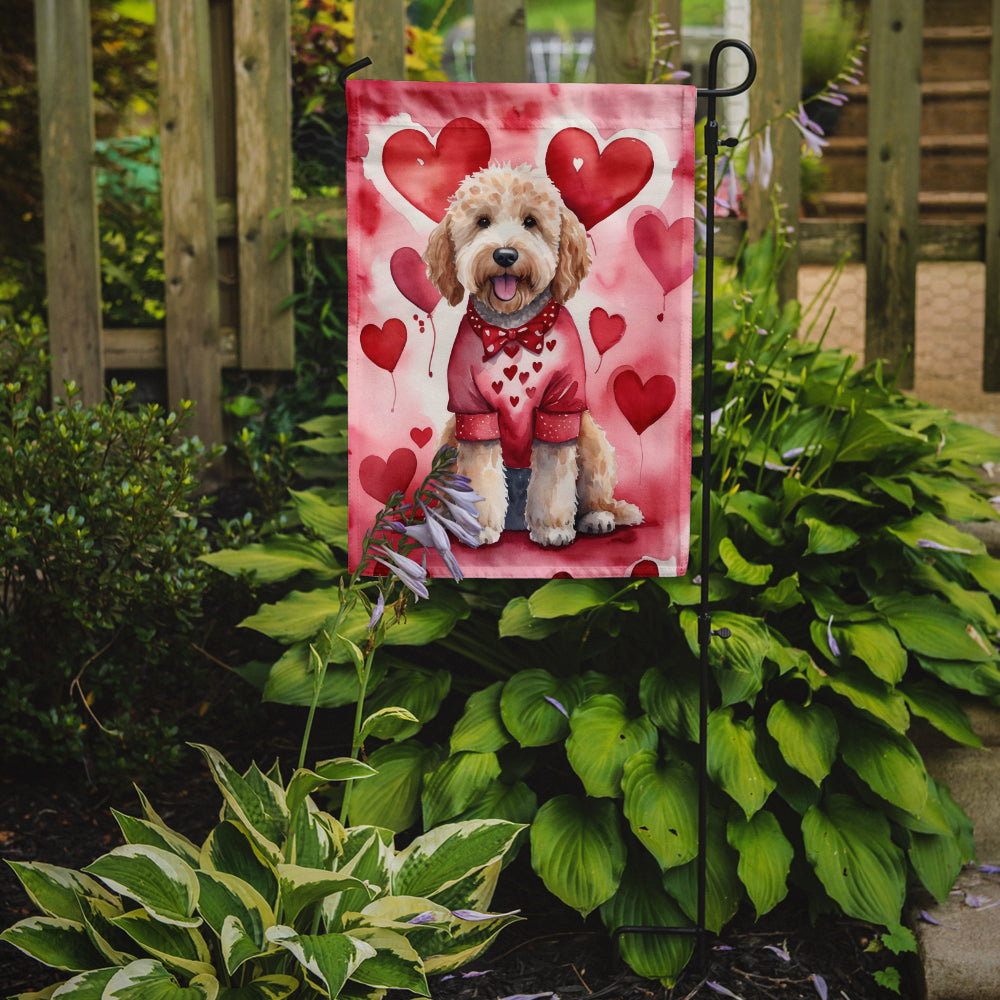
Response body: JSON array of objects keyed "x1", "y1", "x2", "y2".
[{"x1": 1, "y1": 744, "x2": 523, "y2": 999}]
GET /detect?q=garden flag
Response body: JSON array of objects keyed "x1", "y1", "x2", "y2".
[{"x1": 347, "y1": 80, "x2": 696, "y2": 578}]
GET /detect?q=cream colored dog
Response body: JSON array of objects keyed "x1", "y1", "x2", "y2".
[{"x1": 424, "y1": 163, "x2": 641, "y2": 547}]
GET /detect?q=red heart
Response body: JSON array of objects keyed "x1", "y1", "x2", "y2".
[
  {"x1": 510, "y1": 395, "x2": 520, "y2": 407},
  {"x1": 633, "y1": 213, "x2": 695, "y2": 297},
  {"x1": 590, "y1": 308, "x2": 626, "y2": 356},
  {"x1": 382, "y1": 118, "x2": 492, "y2": 223},
  {"x1": 503, "y1": 342, "x2": 520, "y2": 357},
  {"x1": 612, "y1": 370, "x2": 676, "y2": 436},
  {"x1": 546, "y1": 129, "x2": 654, "y2": 231},
  {"x1": 359, "y1": 448, "x2": 417, "y2": 503},
  {"x1": 631, "y1": 559, "x2": 660, "y2": 578},
  {"x1": 519, "y1": 371, "x2": 529, "y2": 384},
  {"x1": 525, "y1": 386, "x2": 537, "y2": 398},
  {"x1": 360, "y1": 319, "x2": 407, "y2": 373},
  {"x1": 491, "y1": 380, "x2": 503, "y2": 395},
  {"x1": 546, "y1": 341, "x2": 556, "y2": 352},
  {"x1": 533, "y1": 361, "x2": 543, "y2": 372},
  {"x1": 410, "y1": 426, "x2": 433, "y2": 448},
  {"x1": 503, "y1": 365, "x2": 518, "y2": 381}
]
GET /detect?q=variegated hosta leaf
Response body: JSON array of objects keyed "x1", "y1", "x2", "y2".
[
  {"x1": 77, "y1": 894, "x2": 136, "y2": 966},
  {"x1": 195, "y1": 871, "x2": 274, "y2": 974},
  {"x1": 421, "y1": 751, "x2": 502, "y2": 828},
  {"x1": 344, "y1": 926, "x2": 429, "y2": 995},
  {"x1": 4, "y1": 862, "x2": 118, "y2": 922},
  {"x1": 277, "y1": 864, "x2": 375, "y2": 925},
  {"x1": 46, "y1": 966, "x2": 118, "y2": 997},
  {"x1": 802, "y1": 793, "x2": 906, "y2": 926},
  {"x1": 727, "y1": 810, "x2": 793, "y2": 917},
  {"x1": 102, "y1": 958, "x2": 218, "y2": 999},
  {"x1": 499, "y1": 669, "x2": 585, "y2": 747},
  {"x1": 83, "y1": 846, "x2": 200, "y2": 928},
  {"x1": 112, "y1": 811, "x2": 201, "y2": 868},
  {"x1": 707, "y1": 707, "x2": 776, "y2": 818},
  {"x1": 323, "y1": 829, "x2": 393, "y2": 931},
  {"x1": 599, "y1": 853, "x2": 694, "y2": 987},
  {"x1": 424, "y1": 859, "x2": 501, "y2": 915},
  {"x1": 214, "y1": 975, "x2": 299, "y2": 1000},
  {"x1": 200, "y1": 822, "x2": 278, "y2": 910},
  {"x1": 110, "y1": 908, "x2": 214, "y2": 978},
  {"x1": 450, "y1": 681, "x2": 511, "y2": 754},
  {"x1": 391, "y1": 820, "x2": 524, "y2": 901},
  {"x1": 621, "y1": 751, "x2": 699, "y2": 871},
  {"x1": 421, "y1": 906, "x2": 522, "y2": 975},
  {"x1": 265, "y1": 925, "x2": 375, "y2": 998},
  {"x1": 285, "y1": 760, "x2": 375, "y2": 823},
  {"x1": 529, "y1": 795, "x2": 626, "y2": 917},
  {"x1": 566, "y1": 695, "x2": 658, "y2": 799},
  {"x1": 0, "y1": 916, "x2": 107, "y2": 972},
  {"x1": 838, "y1": 718, "x2": 929, "y2": 817},
  {"x1": 765, "y1": 700, "x2": 838, "y2": 786},
  {"x1": 347, "y1": 740, "x2": 442, "y2": 832},
  {"x1": 288, "y1": 802, "x2": 343, "y2": 870}
]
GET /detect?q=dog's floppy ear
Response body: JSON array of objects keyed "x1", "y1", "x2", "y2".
[
  {"x1": 551, "y1": 206, "x2": 591, "y2": 303},
  {"x1": 424, "y1": 215, "x2": 464, "y2": 307}
]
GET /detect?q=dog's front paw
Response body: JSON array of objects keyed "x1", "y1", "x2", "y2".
[
  {"x1": 578, "y1": 510, "x2": 616, "y2": 535},
  {"x1": 477, "y1": 525, "x2": 502, "y2": 545},
  {"x1": 529, "y1": 523, "x2": 576, "y2": 547}
]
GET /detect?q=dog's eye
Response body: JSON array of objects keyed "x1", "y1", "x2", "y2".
[
  {"x1": 524, "y1": 215, "x2": 537, "y2": 229},
  {"x1": 476, "y1": 216, "x2": 491, "y2": 229}
]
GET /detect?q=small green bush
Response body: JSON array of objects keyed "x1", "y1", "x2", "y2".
[{"x1": 0, "y1": 317, "x2": 220, "y2": 784}]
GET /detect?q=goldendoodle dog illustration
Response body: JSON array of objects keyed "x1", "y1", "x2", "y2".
[{"x1": 424, "y1": 163, "x2": 642, "y2": 547}]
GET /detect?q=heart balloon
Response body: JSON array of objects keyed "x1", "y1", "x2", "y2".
[
  {"x1": 359, "y1": 448, "x2": 417, "y2": 503},
  {"x1": 612, "y1": 369, "x2": 676, "y2": 436},
  {"x1": 589, "y1": 308, "x2": 626, "y2": 357},
  {"x1": 390, "y1": 247, "x2": 440, "y2": 315},
  {"x1": 382, "y1": 118, "x2": 492, "y2": 222},
  {"x1": 632, "y1": 212, "x2": 695, "y2": 298},
  {"x1": 360, "y1": 318, "x2": 407, "y2": 373},
  {"x1": 545, "y1": 128, "x2": 654, "y2": 231},
  {"x1": 410, "y1": 426, "x2": 433, "y2": 448}
]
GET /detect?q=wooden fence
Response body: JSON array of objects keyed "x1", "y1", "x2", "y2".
[{"x1": 34, "y1": 0, "x2": 1000, "y2": 444}]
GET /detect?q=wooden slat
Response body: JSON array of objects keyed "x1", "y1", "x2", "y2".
[
  {"x1": 594, "y1": 0, "x2": 653, "y2": 83},
  {"x1": 983, "y1": 0, "x2": 1000, "y2": 390},
  {"x1": 474, "y1": 0, "x2": 527, "y2": 82},
  {"x1": 233, "y1": 0, "x2": 294, "y2": 369},
  {"x1": 746, "y1": 0, "x2": 801, "y2": 304},
  {"x1": 864, "y1": 0, "x2": 923, "y2": 389},
  {"x1": 103, "y1": 328, "x2": 238, "y2": 370},
  {"x1": 354, "y1": 0, "x2": 406, "y2": 80},
  {"x1": 34, "y1": 0, "x2": 103, "y2": 404},
  {"x1": 157, "y1": 0, "x2": 223, "y2": 444}
]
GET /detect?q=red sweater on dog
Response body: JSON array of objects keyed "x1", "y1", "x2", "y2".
[{"x1": 447, "y1": 297, "x2": 587, "y2": 469}]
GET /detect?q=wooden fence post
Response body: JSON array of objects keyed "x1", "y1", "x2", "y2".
[
  {"x1": 355, "y1": 0, "x2": 407, "y2": 80},
  {"x1": 594, "y1": 0, "x2": 654, "y2": 84},
  {"x1": 746, "y1": 0, "x2": 801, "y2": 305},
  {"x1": 157, "y1": 0, "x2": 223, "y2": 445},
  {"x1": 233, "y1": 0, "x2": 294, "y2": 370},
  {"x1": 474, "y1": 0, "x2": 527, "y2": 83},
  {"x1": 864, "y1": 0, "x2": 923, "y2": 389},
  {"x1": 983, "y1": 0, "x2": 1000, "y2": 390},
  {"x1": 34, "y1": 0, "x2": 104, "y2": 405}
]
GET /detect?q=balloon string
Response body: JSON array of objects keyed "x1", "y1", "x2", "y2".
[
  {"x1": 639, "y1": 436, "x2": 645, "y2": 484},
  {"x1": 428, "y1": 314, "x2": 437, "y2": 378},
  {"x1": 390, "y1": 372, "x2": 397, "y2": 412}
]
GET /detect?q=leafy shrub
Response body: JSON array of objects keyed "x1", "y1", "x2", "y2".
[
  {"x1": 0, "y1": 317, "x2": 220, "y2": 783},
  {"x1": 212, "y1": 233, "x2": 1000, "y2": 985},
  {"x1": 1, "y1": 743, "x2": 524, "y2": 998}
]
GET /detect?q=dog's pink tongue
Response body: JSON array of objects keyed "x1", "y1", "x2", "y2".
[{"x1": 492, "y1": 274, "x2": 517, "y2": 301}]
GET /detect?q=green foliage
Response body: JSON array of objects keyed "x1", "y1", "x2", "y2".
[
  {"x1": 1, "y1": 744, "x2": 524, "y2": 998},
  {"x1": 0, "y1": 317, "x2": 221, "y2": 783}
]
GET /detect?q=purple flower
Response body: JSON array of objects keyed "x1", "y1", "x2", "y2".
[
  {"x1": 747, "y1": 125, "x2": 774, "y2": 191},
  {"x1": 763, "y1": 944, "x2": 790, "y2": 961},
  {"x1": 544, "y1": 695, "x2": 569, "y2": 718},
  {"x1": 917, "y1": 538, "x2": 973, "y2": 554},
  {"x1": 369, "y1": 544, "x2": 429, "y2": 600},
  {"x1": 706, "y1": 983, "x2": 742, "y2": 999},
  {"x1": 451, "y1": 908, "x2": 521, "y2": 921},
  {"x1": 791, "y1": 104, "x2": 828, "y2": 156},
  {"x1": 812, "y1": 974, "x2": 828, "y2": 1000},
  {"x1": 367, "y1": 590, "x2": 385, "y2": 631},
  {"x1": 827, "y1": 616, "x2": 841, "y2": 658},
  {"x1": 407, "y1": 911, "x2": 438, "y2": 925}
]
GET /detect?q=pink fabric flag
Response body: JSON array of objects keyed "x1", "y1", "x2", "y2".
[{"x1": 347, "y1": 80, "x2": 696, "y2": 579}]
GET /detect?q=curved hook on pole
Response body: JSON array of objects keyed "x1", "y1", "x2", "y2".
[
  {"x1": 338, "y1": 57, "x2": 373, "y2": 89},
  {"x1": 697, "y1": 38, "x2": 756, "y2": 99}
]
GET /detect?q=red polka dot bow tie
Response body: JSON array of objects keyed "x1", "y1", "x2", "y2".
[{"x1": 467, "y1": 297, "x2": 559, "y2": 357}]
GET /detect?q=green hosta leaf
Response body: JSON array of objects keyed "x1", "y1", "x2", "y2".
[
  {"x1": 803, "y1": 517, "x2": 859, "y2": 556},
  {"x1": 392, "y1": 820, "x2": 524, "y2": 901},
  {"x1": 112, "y1": 812, "x2": 201, "y2": 868},
  {"x1": 901, "y1": 680, "x2": 982, "y2": 748},
  {"x1": 839, "y1": 718, "x2": 929, "y2": 816},
  {"x1": 566, "y1": 695, "x2": 658, "y2": 798},
  {"x1": 599, "y1": 853, "x2": 694, "y2": 987},
  {"x1": 865, "y1": 474, "x2": 914, "y2": 509},
  {"x1": 40, "y1": 966, "x2": 117, "y2": 998},
  {"x1": 497, "y1": 596, "x2": 563, "y2": 639},
  {"x1": 765, "y1": 700, "x2": 837, "y2": 786},
  {"x1": 345, "y1": 926, "x2": 428, "y2": 994},
  {"x1": 885, "y1": 512, "x2": 985, "y2": 556},
  {"x1": 453, "y1": 779, "x2": 538, "y2": 827},
  {"x1": 527, "y1": 579, "x2": 617, "y2": 617},
  {"x1": 277, "y1": 865, "x2": 374, "y2": 925},
  {"x1": 621, "y1": 751, "x2": 698, "y2": 870},
  {"x1": 200, "y1": 822, "x2": 278, "y2": 910},
  {"x1": 83, "y1": 846, "x2": 200, "y2": 928},
  {"x1": 802, "y1": 793, "x2": 906, "y2": 926},
  {"x1": 360, "y1": 706, "x2": 421, "y2": 742},
  {"x1": 200, "y1": 535, "x2": 341, "y2": 583},
  {"x1": 807, "y1": 660, "x2": 910, "y2": 732},
  {"x1": 103, "y1": 959, "x2": 218, "y2": 1000},
  {"x1": 909, "y1": 827, "x2": 966, "y2": 905},
  {"x1": 707, "y1": 708, "x2": 776, "y2": 818},
  {"x1": 288, "y1": 489, "x2": 349, "y2": 545},
  {"x1": 724, "y1": 490, "x2": 784, "y2": 545},
  {"x1": 718, "y1": 537, "x2": 772, "y2": 585},
  {"x1": 907, "y1": 472, "x2": 998, "y2": 521},
  {"x1": 421, "y1": 751, "x2": 502, "y2": 828},
  {"x1": 911, "y1": 562, "x2": 1000, "y2": 633},
  {"x1": 966, "y1": 553, "x2": 1000, "y2": 597},
  {"x1": 836, "y1": 621, "x2": 907, "y2": 684},
  {"x1": 450, "y1": 682, "x2": 511, "y2": 754},
  {"x1": 874, "y1": 594, "x2": 995, "y2": 662},
  {"x1": 916, "y1": 655, "x2": 1000, "y2": 697},
  {"x1": 755, "y1": 573, "x2": 804, "y2": 614},
  {"x1": 661, "y1": 810, "x2": 741, "y2": 933},
  {"x1": 727, "y1": 811, "x2": 793, "y2": 917},
  {"x1": 0, "y1": 916, "x2": 107, "y2": 971},
  {"x1": 347, "y1": 740, "x2": 442, "y2": 832},
  {"x1": 835, "y1": 410, "x2": 927, "y2": 463},
  {"x1": 111, "y1": 908, "x2": 214, "y2": 978},
  {"x1": 639, "y1": 664, "x2": 699, "y2": 742},
  {"x1": 260, "y1": 643, "x2": 387, "y2": 709},
  {"x1": 4, "y1": 862, "x2": 118, "y2": 922},
  {"x1": 216, "y1": 975, "x2": 299, "y2": 1000},
  {"x1": 935, "y1": 421, "x2": 1000, "y2": 464},
  {"x1": 681, "y1": 610, "x2": 770, "y2": 706},
  {"x1": 265, "y1": 926, "x2": 375, "y2": 998},
  {"x1": 195, "y1": 871, "x2": 273, "y2": 974},
  {"x1": 362, "y1": 667, "x2": 451, "y2": 740},
  {"x1": 530, "y1": 795, "x2": 626, "y2": 917},
  {"x1": 499, "y1": 670, "x2": 584, "y2": 747}
]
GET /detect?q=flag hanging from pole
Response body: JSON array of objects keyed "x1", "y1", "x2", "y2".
[{"x1": 346, "y1": 80, "x2": 696, "y2": 579}]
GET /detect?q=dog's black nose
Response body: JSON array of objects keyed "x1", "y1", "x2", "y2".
[{"x1": 493, "y1": 248, "x2": 518, "y2": 268}]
